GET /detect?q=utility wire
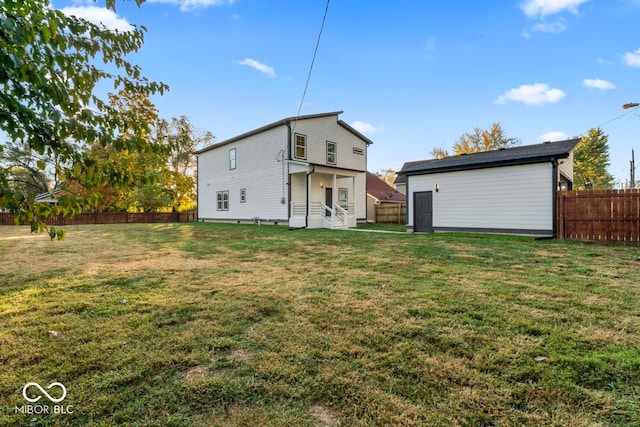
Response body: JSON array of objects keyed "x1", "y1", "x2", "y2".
[
  {"x1": 291, "y1": 0, "x2": 330, "y2": 134},
  {"x1": 576, "y1": 105, "x2": 639, "y2": 137}
]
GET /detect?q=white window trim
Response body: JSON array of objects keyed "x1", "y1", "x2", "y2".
[
  {"x1": 217, "y1": 191, "x2": 229, "y2": 211},
  {"x1": 294, "y1": 134, "x2": 307, "y2": 160},
  {"x1": 326, "y1": 141, "x2": 337, "y2": 165},
  {"x1": 229, "y1": 148, "x2": 236, "y2": 170},
  {"x1": 338, "y1": 187, "x2": 348, "y2": 208}
]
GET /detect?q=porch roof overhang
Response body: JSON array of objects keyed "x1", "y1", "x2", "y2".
[{"x1": 288, "y1": 162, "x2": 363, "y2": 177}]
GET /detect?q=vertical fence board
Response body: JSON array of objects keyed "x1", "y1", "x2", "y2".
[
  {"x1": 557, "y1": 190, "x2": 640, "y2": 243},
  {"x1": 0, "y1": 212, "x2": 197, "y2": 227}
]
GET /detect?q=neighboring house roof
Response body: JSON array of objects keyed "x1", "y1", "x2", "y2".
[
  {"x1": 400, "y1": 138, "x2": 580, "y2": 176},
  {"x1": 195, "y1": 111, "x2": 373, "y2": 155},
  {"x1": 367, "y1": 172, "x2": 406, "y2": 202},
  {"x1": 34, "y1": 187, "x2": 63, "y2": 204}
]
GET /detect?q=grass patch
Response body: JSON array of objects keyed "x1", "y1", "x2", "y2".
[{"x1": 0, "y1": 223, "x2": 639, "y2": 426}]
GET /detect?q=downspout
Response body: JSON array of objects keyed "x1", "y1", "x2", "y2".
[
  {"x1": 196, "y1": 154, "x2": 199, "y2": 222},
  {"x1": 552, "y1": 158, "x2": 558, "y2": 238},
  {"x1": 284, "y1": 122, "x2": 292, "y2": 220}
]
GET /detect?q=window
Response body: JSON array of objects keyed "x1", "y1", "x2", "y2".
[
  {"x1": 229, "y1": 148, "x2": 236, "y2": 170},
  {"x1": 326, "y1": 141, "x2": 337, "y2": 165},
  {"x1": 338, "y1": 188, "x2": 348, "y2": 209},
  {"x1": 353, "y1": 147, "x2": 364, "y2": 155},
  {"x1": 240, "y1": 188, "x2": 246, "y2": 203},
  {"x1": 294, "y1": 134, "x2": 307, "y2": 159},
  {"x1": 217, "y1": 191, "x2": 229, "y2": 211}
]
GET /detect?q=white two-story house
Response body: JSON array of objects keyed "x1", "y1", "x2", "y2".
[{"x1": 195, "y1": 111, "x2": 373, "y2": 229}]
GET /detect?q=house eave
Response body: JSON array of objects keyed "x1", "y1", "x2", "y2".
[
  {"x1": 194, "y1": 111, "x2": 345, "y2": 155},
  {"x1": 402, "y1": 154, "x2": 571, "y2": 177}
]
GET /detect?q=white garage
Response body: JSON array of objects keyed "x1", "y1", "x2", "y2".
[{"x1": 400, "y1": 139, "x2": 579, "y2": 236}]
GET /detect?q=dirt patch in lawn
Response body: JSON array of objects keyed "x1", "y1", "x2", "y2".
[{"x1": 309, "y1": 404, "x2": 341, "y2": 427}]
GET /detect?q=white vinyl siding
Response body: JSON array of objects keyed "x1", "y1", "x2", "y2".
[
  {"x1": 292, "y1": 116, "x2": 367, "y2": 171},
  {"x1": 198, "y1": 126, "x2": 289, "y2": 221},
  {"x1": 558, "y1": 151, "x2": 573, "y2": 183},
  {"x1": 197, "y1": 112, "x2": 369, "y2": 227},
  {"x1": 407, "y1": 163, "x2": 554, "y2": 232}
]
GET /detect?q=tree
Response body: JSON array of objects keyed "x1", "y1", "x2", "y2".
[
  {"x1": 0, "y1": 140, "x2": 58, "y2": 196},
  {"x1": 573, "y1": 128, "x2": 614, "y2": 190},
  {"x1": 453, "y1": 122, "x2": 521, "y2": 155},
  {"x1": 430, "y1": 147, "x2": 450, "y2": 159},
  {"x1": 0, "y1": 0, "x2": 167, "y2": 237},
  {"x1": 375, "y1": 169, "x2": 397, "y2": 187},
  {"x1": 156, "y1": 116, "x2": 214, "y2": 211}
]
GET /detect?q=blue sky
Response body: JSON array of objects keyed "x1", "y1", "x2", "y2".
[{"x1": 58, "y1": 0, "x2": 640, "y2": 186}]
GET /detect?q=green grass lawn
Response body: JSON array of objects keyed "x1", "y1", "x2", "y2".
[{"x1": 0, "y1": 223, "x2": 639, "y2": 426}]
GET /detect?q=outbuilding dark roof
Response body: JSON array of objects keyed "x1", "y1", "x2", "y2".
[
  {"x1": 195, "y1": 111, "x2": 373, "y2": 155},
  {"x1": 400, "y1": 138, "x2": 580, "y2": 176}
]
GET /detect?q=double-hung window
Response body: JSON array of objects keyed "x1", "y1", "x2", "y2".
[
  {"x1": 217, "y1": 191, "x2": 229, "y2": 211},
  {"x1": 338, "y1": 188, "x2": 348, "y2": 209},
  {"x1": 326, "y1": 141, "x2": 337, "y2": 165},
  {"x1": 229, "y1": 148, "x2": 236, "y2": 170},
  {"x1": 240, "y1": 188, "x2": 246, "y2": 203},
  {"x1": 294, "y1": 134, "x2": 307, "y2": 160}
]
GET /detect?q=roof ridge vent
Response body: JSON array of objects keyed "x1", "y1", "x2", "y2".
[{"x1": 543, "y1": 141, "x2": 551, "y2": 144}]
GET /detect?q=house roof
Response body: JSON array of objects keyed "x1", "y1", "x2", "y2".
[
  {"x1": 399, "y1": 138, "x2": 580, "y2": 176},
  {"x1": 393, "y1": 160, "x2": 425, "y2": 185},
  {"x1": 366, "y1": 172, "x2": 406, "y2": 202},
  {"x1": 194, "y1": 111, "x2": 373, "y2": 155}
]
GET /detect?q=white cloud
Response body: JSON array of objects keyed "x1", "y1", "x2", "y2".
[
  {"x1": 350, "y1": 121, "x2": 382, "y2": 135},
  {"x1": 236, "y1": 58, "x2": 276, "y2": 77},
  {"x1": 539, "y1": 131, "x2": 569, "y2": 141},
  {"x1": 583, "y1": 78, "x2": 615, "y2": 90},
  {"x1": 623, "y1": 48, "x2": 640, "y2": 67},
  {"x1": 531, "y1": 19, "x2": 567, "y2": 33},
  {"x1": 521, "y1": 0, "x2": 589, "y2": 18},
  {"x1": 148, "y1": 0, "x2": 234, "y2": 13},
  {"x1": 60, "y1": 5, "x2": 133, "y2": 31},
  {"x1": 496, "y1": 83, "x2": 565, "y2": 105}
]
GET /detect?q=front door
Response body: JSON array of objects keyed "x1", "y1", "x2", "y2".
[
  {"x1": 414, "y1": 191, "x2": 433, "y2": 232},
  {"x1": 325, "y1": 187, "x2": 333, "y2": 216}
]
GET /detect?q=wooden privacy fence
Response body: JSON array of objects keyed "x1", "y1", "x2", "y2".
[
  {"x1": 0, "y1": 211, "x2": 197, "y2": 226},
  {"x1": 557, "y1": 190, "x2": 640, "y2": 243},
  {"x1": 375, "y1": 202, "x2": 407, "y2": 224}
]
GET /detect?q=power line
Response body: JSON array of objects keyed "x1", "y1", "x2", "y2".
[
  {"x1": 292, "y1": 0, "x2": 330, "y2": 133},
  {"x1": 576, "y1": 105, "x2": 639, "y2": 136}
]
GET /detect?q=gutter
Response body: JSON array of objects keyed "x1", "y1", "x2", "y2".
[{"x1": 551, "y1": 158, "x2": 558, "y2": 238}]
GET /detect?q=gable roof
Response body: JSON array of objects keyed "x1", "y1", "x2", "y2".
[
  {"x1": 195, "y1": 111, "x2": 373, "y2": 155},
  {"x1": 400, "y1": 138, "x2": 580, "y2": 176},
  {"x1": 367, "y1": 172, "x2": 406, "y2": 202}
]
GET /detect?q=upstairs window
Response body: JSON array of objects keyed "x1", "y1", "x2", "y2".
[
  {"x1": 240, "y1": 188, "x2": 246, "y2": 203},
  {"x1": 229, "y1": 148, "x2": 236, "y2": 170},
  {"x1": 326, "y1": 141, "x2": 337, "y2": 165},
  {"x1": 294, "y1": 134, "x2": 307, "y2": 160}
]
